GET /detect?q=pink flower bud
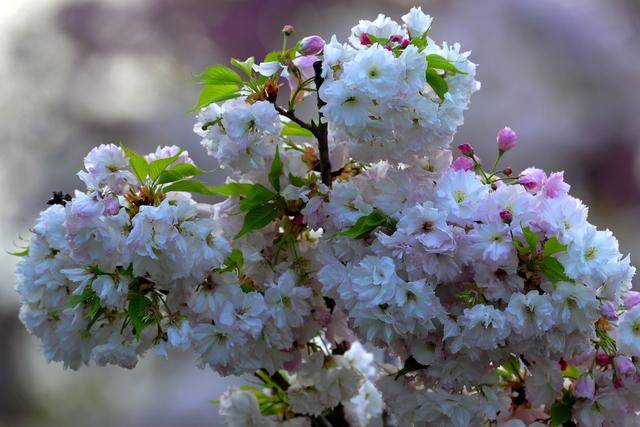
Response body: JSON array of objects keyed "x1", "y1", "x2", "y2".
[
  {"x1": 457, "y1": 143, "x2": 474, "y2": 157},
  {"x1": 559, "y1": 358, "x2": 568, "y2": 371},
  {"x1": 543, "y1": 171, "x2": 570, "y2": 198},
  {"x1": 500, "y1": 210, "x2": 513, "y2": 224},
  {"x1": 519, "y1": 167, "x2": 546, "y2": 193},
  {"x1": 300, "y1": 35, "x2": 325, "y2": 56},
  {"x1": 614, "y1": 376, "x2": 624, "y2": 389},
  {"x1": 596, "y1": 351, "x2": 612, "y2": 367},
  {"x1": 503, "y1": 167, "x2": 513, "y2": 176},
  {"x1": 452, "y1": 156, "x2": 473, "y2": 171},
  {"x1": 624, "y1": 291, "x2": 640, "y2": 310},
  {"x1": 384, "y1": 44, "x2": 393, "y2": 51},
  {"x1": 601, "y1": 301, "x2": 618, "y2": 321},
  {"x1": 390, "y1": 34, "x2": 404, "y2": 43},
  {"x1": 282, "y1": 24, "x2": 295, "y2": 36},
  {"x1": 497, "y1": 126, "x2": 518, "y2": 152},
  {"x1": 400, "y1": 38, "x2": 410, "y2": 48},
  {"x1": 574, "y1": 375, "x2": 596, "y2": 400},
  {"x1": 614, "y1": 356, "x2": 636, "y2": 377},
  {"x1": 359, "y1": 33, "x2": 372, "y2": 46}
]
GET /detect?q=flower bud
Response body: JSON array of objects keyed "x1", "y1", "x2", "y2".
[
  {"x1": 384, "y1": 44, "x2": 393, "y2": 51},
  {"x1": 614, "y1": 376, "x2": 624, "y2": 389},
  {"x1": 359, "y1": 33, "x2": 372, "y2": 46},
  {"x1": 400, "y1": 38, "x2": 410, "y2": 48},
  {"x1": 559, "y1": 358, "x2": 568, "y2": 371},
  {"x1": 624, "y1": 291, "x2": 640, "y2": 310},
  {"x1": 595, "y1": 351, "x2": 612, "y2": 367},
  {"x1": 457, "y1": 143, "x2": 474, "y2": 157},
  {"x1": 519, "y1": 167, "x2": 546, "y2": 193},
  {"x1": 282, "y1": 24, "x2": 295, "y2": 36},
  {"x1": 499, "y1": 210, "x2": 513, "y2": 224},
  {"x1": 300, "y1": 35, "x2": 325, "y2": 56},
  {"x1": 264, "y1": 80, "x2": 279, "y2": 103},
  {"x1": 497, "y1": 126, "x2": 518, "y2": 152},
  {"x1": 452, "y1": 156, "x2": 473, "y2": 171},
  {"x1": 573, "y1": 375, "x2": 596, "y2": 400},
  {"x1": 503, "y1": 167, "x2": 513, "y2": 176},
  {"x1": 390, "y1": 34, "x2": 404, "y2": 43},
  {"x1": 601, "y1": 301, "x2": 618, "y2": 321},
  {"x1": 614, "y1": 356, "x2": 636, "y2": 377}
]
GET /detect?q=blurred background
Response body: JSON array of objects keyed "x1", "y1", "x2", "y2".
[{"x1": 0, "y1": 0, "x2": 639, "y2": 425}]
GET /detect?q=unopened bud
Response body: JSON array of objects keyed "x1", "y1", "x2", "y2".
[
  {"x1": 265, "y1": 80, "x2": 279, "y2": 103},
  {"x1": 595, "y1": 351, "x2": 612, "y2": 367},
  {"x1": 300, "y1": 35, "x2": 325, "y2": 56},
  {"x1": 457, "y1": 143, "x2": 474, "y2": 157},
  {"x1": 400, "y1": 38, "x2": 410, "y2": 48},
  {"x1": 359, "y1": 33, "x2": 372, "y2": 46},
  {"x1": 499, "y1": 210, "x2": 513, "y2": 224},
  {"x1": 282, "y1": 24, "x2": 295, "y2": 36},
  {"x1": 390, "y1": 34, "x2": 404, "y2": 43},
  {"x1": 497, "y1": 126, "x2": 518, "y2": 152},
  {"x1": 503, "y1": 167, "x2": 513, "y2": 176}
]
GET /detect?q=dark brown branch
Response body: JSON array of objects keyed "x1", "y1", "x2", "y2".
[
  {"x1": 273, "y1": 104, "x2": 315, "y2": 133},
  {"x1": 312, "y1": 60, "x2": 332, "y2": 187},
  {"x1": 271, "y1": 61, "x2": 332, "y2": 187}
]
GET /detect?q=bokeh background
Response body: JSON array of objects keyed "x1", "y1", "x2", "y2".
[{"x1": 1, "y1": 0, "x2": 639, "y2": 425}]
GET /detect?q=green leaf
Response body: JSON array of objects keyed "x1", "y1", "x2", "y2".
[
  {"x1": 263, "y1": 51, "x2": 281, "y2": 63},
  {"x1": 281, "y1": 119, "x2": 314, "y2": 138},
  {"x1": 426, "y1": 68, "x2": 448, "y2": 101},
  {"x1": 121, "y1": 145, "x2": 149, "y2": 182},
  {"x1": 268, "y1": 145, "x2": 283, "y2": 192},
  {"x1": 522, "y1": 226, "x2": 539, "y2": 252},
  {"x1": 561, "y1": 364, "x2": 580, "y2": 380},
  {"x1": 192, "y1": 84, "x2": 241, "y2": 111},
  {"x1": 156, "y1": 163, "x2": 206, "y2": 184},
  {"x1": 8, "y1": 248, "x2": 29, "y2": 257},
  {"x1": 128, "y1": 293, "x2": 152, "y2": 340},
  {"x1": 550, "y1": 403, "x2": 573, "y2": 427},
  {"x1": 222, "y1": 249, "x2": 244, "y2": 273},
  {"x1": 162, "y1": 179, "x2": 216, "y2": 195},
  {"x1": 410, "y1": 35, "x2": 428, "y2": 50},
  {"x1": 195, "y1": 65, "x2": 243, "y2": 85},
  {"x1": 288, "y1": 173, "x2": 307, "y2": 187},
  {"x1": 539, "y1": 257, "x2": 573, "y2": 284},
  {"x1": 550, "y1": 392, "x2": 575, "y2": 427},
  {"x1": 338, "y1": 209, "x2": 394, "y2": 240},
  {"x1": 239, "y1": 184, "x2": 276, "y2": 212},
  {"x1": 426, "y1": 54, "x2": 467, "y2": 75},
  {"x1": 148, "y1": 150, "x2": 183, "y2": 181},
  {"x1": 231, "y1": 57, "x2": 255, "y2": 77},
  {"x1": 235, "y1": 204, "x2": 280, "y2": 239},
  {"x1": 66, "y1": 287, "x2": 97, "y2": 310},
  {"x1": 513, "y1": 239, "x2": 529, "y2": 255},
  {"x1": 208, "y1": 182, "x2": 254, "y2": 197},
  {"x1": 544, "y1": 237, "x2": 568, "y2": 257}
]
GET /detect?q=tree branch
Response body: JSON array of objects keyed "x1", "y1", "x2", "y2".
[
  {"x1": 312, "y1": 60, "x2": 332, "y2": 187},
  {"x1": 273, "y1": 105, "x2": 314, "y2": 132},
  {"x1": 271, "y1": 61, "x2": 332, "y2": 187}
]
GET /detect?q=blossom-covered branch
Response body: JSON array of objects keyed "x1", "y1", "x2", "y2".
[{"x1": 13, "y1": 6, "x2": 640, "y2": 427}]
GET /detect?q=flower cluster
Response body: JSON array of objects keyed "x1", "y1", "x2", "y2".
[
  {"x1": 320, "y1": 10, "x2": 480, "y2": 164},
  {"x1": 314, "y1": 141, "x2": 638, "y2": 424},
  {"x1": 14, "y1": 6, "x2": 640, "y2": 427}
]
